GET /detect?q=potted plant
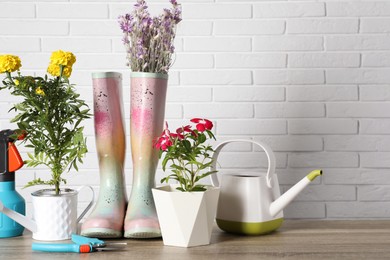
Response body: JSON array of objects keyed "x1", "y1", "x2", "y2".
[
  {"x1": 152, "y1": 118, "x2": 220, "y2": 247},
  {"x1": 0, "y1": 51, "x2": 93, "y2": 240},
  {"x1": 118, "y1": 0, "x2": 182, "y2": 238}
]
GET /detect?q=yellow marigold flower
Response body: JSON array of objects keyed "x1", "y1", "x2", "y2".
[
  {"x1": 62, "y1": 66, "x2": 72, "y2": 78},
  {"x1": 49, "y1": 50, "x2": 76, "y2": 67},
  {"x1": 47, "y1": 63, "x2": 60, "y2": 77},
  {"x1": 35, "y1": 86, "x2": 45, "y2": 96},
  {"x1": 0, "y1": 54, "x2": 22, "y2": 74},
  {"x1": 14, "y1": 79, "x2": 20, "y2": 86},
  {"x1": 47, "y1": 63, "x2": 72, "y2": 78}
]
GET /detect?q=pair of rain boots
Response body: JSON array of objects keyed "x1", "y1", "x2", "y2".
[
  {"x1": 80, "y1": 72, "x2": 161, "y2": 239},
  {"x1": 79, "y1": 161, "x2": 161, "y2": 239}
]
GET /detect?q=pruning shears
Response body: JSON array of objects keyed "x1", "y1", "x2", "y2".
[{"x1": 32, "y1": 234, "x2": 127, "y2": 253}]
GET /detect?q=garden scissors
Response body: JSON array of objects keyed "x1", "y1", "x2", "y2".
[{"x1": 32, "y1": 234, "x2": 127, "y2": 253}]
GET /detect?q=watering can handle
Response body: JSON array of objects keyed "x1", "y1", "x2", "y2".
[
  {"x1": 210, "y1": 139, "x2": 276, "y2": 188},
  {"x1": 76, "y1": 185, "x2": 95, "y2": 223}
]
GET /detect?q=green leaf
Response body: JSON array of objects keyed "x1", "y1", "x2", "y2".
[
  {"x1": 23, "y1": 178, "x2": 49, "y2": 189},
  {"x1": 73, "y1": 161, "x2": 79, "y2": 171},
  {"x1": 198, "y1": 133, "x2": 206, "y2": 143},
  {"x1": 176, "y1": 187, "x2": 185, "y2": 192},
  {"x1": 170, "y1": 164, "x2": 185, "y2": 171},
  {"x1": 183, "y1": 140, "x2": 191, "y2": 151},
  {"x1": 194, "y1": 171, "x2": 217, "y2": 182},
  {"x1": 190, "y1": 185, "x2": 207, "y2": 192},
  {"x1": 162, "y1": 156, "x2": 170, "y2": 171}
]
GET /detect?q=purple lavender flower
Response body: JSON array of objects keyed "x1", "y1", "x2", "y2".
[
  {"x1": 122, "y1": 36, "x2": 130, "y2": 44},
  {"x1": 173, "y1": 6, "x2": 182, "y2": 24},
  {"x1": 163, "y1": 8, "x2": 172, "y2": 17},
  {"x1": 136, "y1": 39, "x2": 146, "y2": 59},
  {"x1": 169, "y1": 45, "x2": 175, "y2": 53},
  {"x1": 134, "y1": 0, "x2": 147, "y2": 9},
  {"x1": 118, "y1": 14, "x2": 134, "y2": 33},
  {"x1": 142, "y1": 17, "x2": 152, "y2": 27},
  {"x1": 162, "y1": 19, "x2": 172, "y2": 33},
  {"x1": 118, "y1": 0, "x2": 181, "y2": 74}
]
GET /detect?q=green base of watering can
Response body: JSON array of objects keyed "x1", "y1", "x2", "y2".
[{"x1": 216, "y1": 218, "x2": 284, "y2": 235}]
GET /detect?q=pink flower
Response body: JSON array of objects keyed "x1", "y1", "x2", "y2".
[
  {"x1": 154, "y1": 122, "x2": 173, "y2": 150},
  {"x1": 155, "y1": 136, "x2": 172, "y2": 151},
  {"x1": 175, "y1": 125, "x2": 195, "y2": 139},
  {"x1": 190, "y1": 118, "x2": 213, "y2": 132},
  {"x1": 163, "y1": 122, "x2": 170, "y2": 136},
  {"x1": 170, "y1": 133, "x2": 179, "y2": 139}
]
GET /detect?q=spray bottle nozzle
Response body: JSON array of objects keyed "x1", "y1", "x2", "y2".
[{"x1": 0, "y1": 129, "x2": 25, "y2": 177}]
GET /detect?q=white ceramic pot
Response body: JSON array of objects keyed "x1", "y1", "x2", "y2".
[
  {"x1": 31, "y1": 186, "x2": 94, "y2": 241},
  {"x1": 152, "y1": 185, "x2": 220, "y2": 247}
]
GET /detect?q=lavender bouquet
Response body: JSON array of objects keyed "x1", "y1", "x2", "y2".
[{"x1": 118, "y1": 0, "x2": 181, "y2": 74}]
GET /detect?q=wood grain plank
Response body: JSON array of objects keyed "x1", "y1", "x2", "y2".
[{"x1": 0, "y1": 220, "x2": 390, "y2": 259}]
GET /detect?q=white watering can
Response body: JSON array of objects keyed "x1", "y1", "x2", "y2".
[
  {"x1": 0, "y1": 186, "x2": 94, "y2": 240},
  {"x1": 210, "y1": 140, "x2": 322, "y2": 235}
]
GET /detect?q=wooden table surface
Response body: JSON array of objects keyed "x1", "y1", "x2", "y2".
[{"x1": 1, "y1": 220, "x2": 390, "y2": 259}]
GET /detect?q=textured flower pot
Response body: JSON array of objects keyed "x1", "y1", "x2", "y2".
[
  {"x1": 152, "y1": 185, "x2": 220, "y2": 247},
  {"x1": 32, "y1": 187, "x2": 94, "y2": 241},
  {"x1": 124, "y1": 72, "x2": 168, "y2": 238}
]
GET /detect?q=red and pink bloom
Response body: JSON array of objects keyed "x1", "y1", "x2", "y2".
[
  {"x1": 190, "y1": 118, "x2": 213, "y2": 132},
  {"x1": 154, "y1": 118, "x2": 213, "y2": 151}
]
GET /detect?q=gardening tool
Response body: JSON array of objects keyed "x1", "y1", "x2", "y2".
[
  {"x1": 0, "y1": 129, "x2": 26, "y2": 238},
  {"x1": 210, "y1": 139, "x2": 322, "y2": 235},
  {"x1": 32, "y1": 234, "x2": 127, "y2": 253}
]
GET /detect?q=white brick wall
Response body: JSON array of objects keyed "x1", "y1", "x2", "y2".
[{"x1": 1, "y1": 0, "x2": 390, "y2": 220}]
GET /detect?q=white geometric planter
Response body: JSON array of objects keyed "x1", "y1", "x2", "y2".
[{"x1": 152, "y1": 185, "x2": 220, "y2": 247}]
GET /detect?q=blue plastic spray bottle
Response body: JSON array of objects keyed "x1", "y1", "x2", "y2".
[{"x1": 0, "y1": 129, "x2": 26, "y2": 238}]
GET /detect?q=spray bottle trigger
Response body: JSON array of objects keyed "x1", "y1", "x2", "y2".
[{"x1": 8, "y1": 143, "x2": 24, "y2": 172}]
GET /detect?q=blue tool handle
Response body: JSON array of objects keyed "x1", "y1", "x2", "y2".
[
  {"x1": 32, "y1": 243, "x2": 92, "y2": 253},
  {"x1": 71, "y1": 233, "x2": 104, "y2": 247}
]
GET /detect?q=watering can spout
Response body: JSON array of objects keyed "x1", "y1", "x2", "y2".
[
  {"x1": 269, "y1": 169, "x2": 322, "y2": 217},
  {"x1": 0, "y1": 200, "x2": 38, "y2": 233}
]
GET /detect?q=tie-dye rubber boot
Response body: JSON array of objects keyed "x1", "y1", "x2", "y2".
[
  {"x1": 81, "y1": 72, "x2": 127, "y2": 238},
  {"x1": 124, "y1": 72, "x2": 168, "y2": 238}
]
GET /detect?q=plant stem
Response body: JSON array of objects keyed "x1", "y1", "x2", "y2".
[{"x1": 6, "y1": 72, "x2": 13, "y2": 83}]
